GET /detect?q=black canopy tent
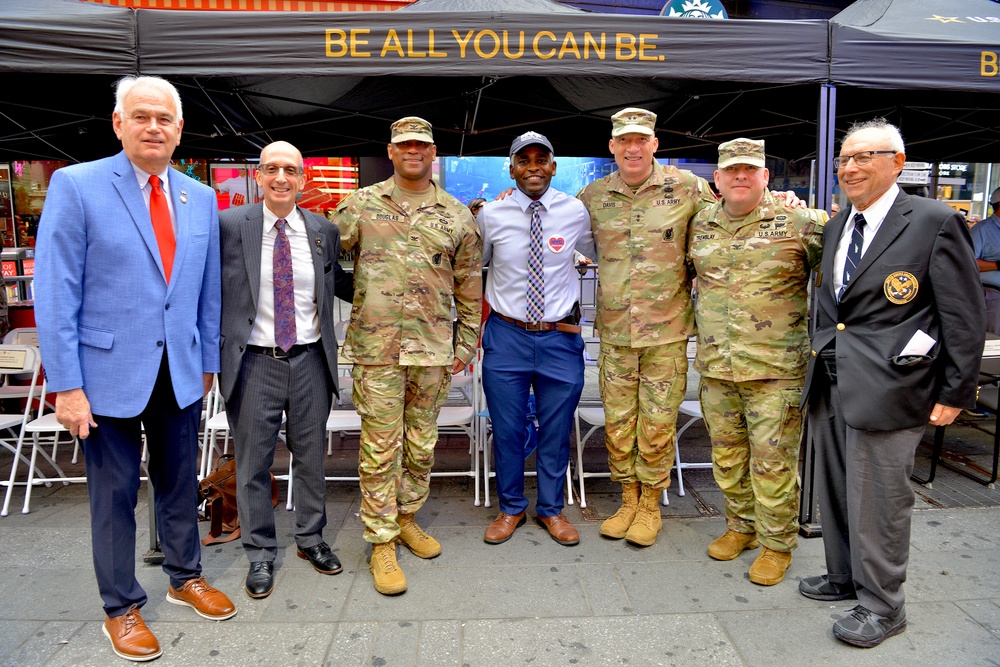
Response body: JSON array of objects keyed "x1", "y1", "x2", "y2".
[
  {"x1": 0, "y1": 0, "x2": 830, "y2": 166},
  {"x1": 0, "y1": 0, "x2": 995, "y2": 171},
  {"x1": 0, "y1": 0, "x2": 136, "y2": 163},
  {"x1": 827, "y1": 0, "x2": 1000, "y2": 164}
]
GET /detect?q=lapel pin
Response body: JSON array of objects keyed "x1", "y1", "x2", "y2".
[{"x1": 179, "y1": 190, "x2": 188, "y2": 204}]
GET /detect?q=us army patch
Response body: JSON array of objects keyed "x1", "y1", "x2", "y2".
[{"x1": 884, "y1": 271, "x2": 918, "y2": 304}]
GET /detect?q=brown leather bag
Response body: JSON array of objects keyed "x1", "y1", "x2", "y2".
[{"x1": 199, "y1": 454, "x2": 279, "y2": 546}]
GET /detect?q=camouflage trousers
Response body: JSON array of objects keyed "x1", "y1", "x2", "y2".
[
  {"x1": 598, "y1": 340, "x2": 687, "y2": 490},
  {"x1": 699, "y1": 376, "x2": 803, "y2": 552},
  {"x1": 352, "y1": 363, "x2": 451, "y2": 544}
]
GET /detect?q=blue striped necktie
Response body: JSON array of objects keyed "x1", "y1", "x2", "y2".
[
  {"x1": 839, "y1": 212, "x2": 865, "y2": 301},
  {"x1": 526, "y1": 201, "x2": 545, "y2": 323}
]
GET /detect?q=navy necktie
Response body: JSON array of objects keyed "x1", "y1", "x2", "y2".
[{"x1": 839, "y1": 212, "x2": 865, "y2": 300}]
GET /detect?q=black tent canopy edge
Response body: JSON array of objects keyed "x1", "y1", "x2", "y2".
[{"x1": 0, "y1": 0, "x2": 996, "y2": 165}]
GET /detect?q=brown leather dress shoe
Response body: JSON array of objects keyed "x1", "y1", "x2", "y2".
[
  {"x1": 166, "y1": 576, "x2": 237, "y2": 620},
  {"x1": 102, "y1": 605, "x2": 162, "y2": 662},
  {"x1": 535, "y1": 513, "x2": 580, "y2": 546},
  {"x1": 484, "y1": 511, "x2": 526, "y2": 544}
]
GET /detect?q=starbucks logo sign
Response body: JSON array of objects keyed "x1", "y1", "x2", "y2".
[{"x1": 660, "y1": 0, "x2": 728, "y2": 19}]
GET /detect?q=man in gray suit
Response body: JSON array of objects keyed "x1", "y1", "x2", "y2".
[
  {"x1": 801, "y1": 119, "x2": 985, "y2": 647},
  {"x1": 219, "y1": 141, "x2": 353, "y2": 599}
]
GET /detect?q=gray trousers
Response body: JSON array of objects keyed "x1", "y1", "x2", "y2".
[
  {"x1": 808, "y1": 377, "x2": 923, "y2": 617},
  {"x1": 983, "y1": 286, "x2": 1000, "y2": 336},
  {"x1": 227, "y1": 345, "x2": 332, "y2": 562}
]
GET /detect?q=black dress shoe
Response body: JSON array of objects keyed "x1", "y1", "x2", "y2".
[
  {"x1": 245, "y1": 561, "x2": 275, "y2": 599},
  {"x1": 297, "y1": 542, "x2": 343, "y2": 575}
]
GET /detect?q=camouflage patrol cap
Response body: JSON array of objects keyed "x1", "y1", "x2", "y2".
[
  {"x1": 611, "y1": 108, "x2": 656, "y2": 137},
  {"x1": 718, "y1": 138, "x2": 766, "y2": 169},
  {"x1": 390, "y1": 116, "x2": 434, "y2": 144}
]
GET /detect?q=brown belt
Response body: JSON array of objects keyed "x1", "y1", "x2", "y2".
[{"x1": 494, "y1": 313, "x2": 582, "y2": 334}]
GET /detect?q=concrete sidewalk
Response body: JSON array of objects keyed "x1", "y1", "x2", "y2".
[{"x1": 2, "y1": 465, "x2": 999, "y2": 667}]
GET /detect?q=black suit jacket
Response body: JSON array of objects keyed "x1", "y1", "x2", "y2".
[
  {"x1": 218, "y1": 203, "x2": 354, "y2": 401},
  {"x1": 804, "y1": 190, "x2": 985, "y2": 430}
]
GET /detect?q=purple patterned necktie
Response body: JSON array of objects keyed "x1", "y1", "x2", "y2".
[
  {"x1": 526, "y1": 201, "x2": 545, "y2": 323},
  {"x1": 839, "y1": 212, "x2": 865, "y2": 301},
  {"x1": 273, "y1": 218, "x2": 296, "y2": 352}
]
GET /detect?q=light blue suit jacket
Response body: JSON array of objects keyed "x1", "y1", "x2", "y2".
[{"x1": 35, "y1": 150, "x2": 221, "y2": 418}]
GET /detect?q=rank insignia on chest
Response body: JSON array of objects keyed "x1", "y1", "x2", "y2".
[
  {"x1": 663, "y1": 228, "x2": 674, "y2": 241},
  {"x1": 884, "y1": 271, "x2": 918, "y2": 304}
]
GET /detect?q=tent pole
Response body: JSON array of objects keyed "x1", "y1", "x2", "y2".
[
  {"x1": 460, "y1": 77, "x2": 487, "y2": 158},
  {"x1": 799, "y1": 82, "x2": 837, "y2": 539}
]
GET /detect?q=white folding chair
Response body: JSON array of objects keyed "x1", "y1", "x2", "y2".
[
  {"x1": 9, "y1": 362, "x2": 88, "y2": 515},
  {"x1": 573, "y1": 399, "x2": 708, "y2": 509},
  {"x1": 0, "y1": 344, "x2": 48, "y2": 516},
  {"x1": 671, "y1": 400, "x2": 711, "y2": 500},
  {"x1": 573, "y1": 404, "x2": 607, "y2": 509},
  {"x1": 432, "y1": 361, "x2": 481, "y2": 504},
  {"x1": 199, "y1": 377, "x2": 233, "y2": 480}
]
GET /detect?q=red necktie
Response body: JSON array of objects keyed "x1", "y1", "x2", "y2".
[{"x1": 148, "y1": 175, "x2": 175, "y2": 283}]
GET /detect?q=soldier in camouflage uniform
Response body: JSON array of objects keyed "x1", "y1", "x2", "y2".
[
  {"x1": 576, "y1": 108, "x2": 716, "y2": 547},
  {"x1": 688, "y1": 138, "x2": 826, "y2": 586},
  {"x1": 335, "y1": 117, "x2": 482, "y2": 596}
]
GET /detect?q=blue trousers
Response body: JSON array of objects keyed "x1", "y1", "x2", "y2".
[
  {"x1": 83, "y1": 352, "x2": 203, "y2": 617},
  {"x1": 482, "y1": 313, "x2": 584, "y2": 517}
]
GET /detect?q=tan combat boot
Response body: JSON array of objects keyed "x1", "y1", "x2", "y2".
[
  {"x1": 624, "y1": 484, "x2": 663, "y2": 547},
  {"x1": 707, "y1": 530, "x2": 760, "y2": 561},
  {"x1": 749, "y1": 547, "x2": 793, "y2": 586},
  {"x1": 370, "y1": 542, "x2": 407, "y2": 595},
  {"x1": 397, "y1": 512, "x2": 442, "y2": 558},
  {"x1": 600, "y1": 481, "x2": 641, "y2": 539}
]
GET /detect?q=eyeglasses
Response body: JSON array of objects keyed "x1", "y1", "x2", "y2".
[
  {"x1": 259, "y1": 164, "x2": 302, "y2": 177},
  {"x1": 833, "y1": 150, "x2": 897, "y2": 169}
]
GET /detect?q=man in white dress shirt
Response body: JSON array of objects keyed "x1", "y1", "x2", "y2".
[{"x1": 479, "y1": 131, "x2": 596, "y2": 546}]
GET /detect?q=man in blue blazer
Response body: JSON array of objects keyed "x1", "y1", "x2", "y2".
[
  {"x1": 34, "y1": 76, "x2": 235, "y2": 662},
  {"x1": 218, "y1": 141, "x2": 353, "y2": 599},
  {"x1": 801, "y1": 119, "x2": 985, "y2": 648}
]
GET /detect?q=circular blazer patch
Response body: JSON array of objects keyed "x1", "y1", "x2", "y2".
[{"x1": 884, "y1": 271, "x2": 918, "y2": 304}]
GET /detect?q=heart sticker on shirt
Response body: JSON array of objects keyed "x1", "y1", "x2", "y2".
[{"x1": 548, "y1": 236, "x2": 566, "y2": 252}]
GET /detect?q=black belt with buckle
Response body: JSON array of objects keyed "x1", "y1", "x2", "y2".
[
  {"x1": 494, "y1": 313, "x2": 582, "y2": 334},
  {"x1": 246, "y1": 342, "x2": 317, "y2": 359},
  {"x1": 818, "y1": 347, "x2": 837, "y2": 384}
]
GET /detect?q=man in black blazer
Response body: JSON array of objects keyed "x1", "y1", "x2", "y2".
[
  {"x1": 800, "y1": 119, "x2": 985, "y2": 647},
  {"x1": 219, "y1": 141, "x2": 354, "y2": 599}
]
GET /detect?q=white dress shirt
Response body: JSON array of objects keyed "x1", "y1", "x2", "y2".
[
  {"x1": 247, "y1": 205, "x2": 320, "y2": 346},
  {"x1": 832, "y1": 183, "x2": 899, "y2": 297},
  {"x1": 130, "y1": 163, "x2": 176, "y2": 234},
  {"x1": 479, "y1": 187, "x2": 594, "y2": 322}
]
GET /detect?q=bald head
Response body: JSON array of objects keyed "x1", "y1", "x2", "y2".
[{"x1": 256, "y1": 141, "x2": 306, "y2": 218}]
